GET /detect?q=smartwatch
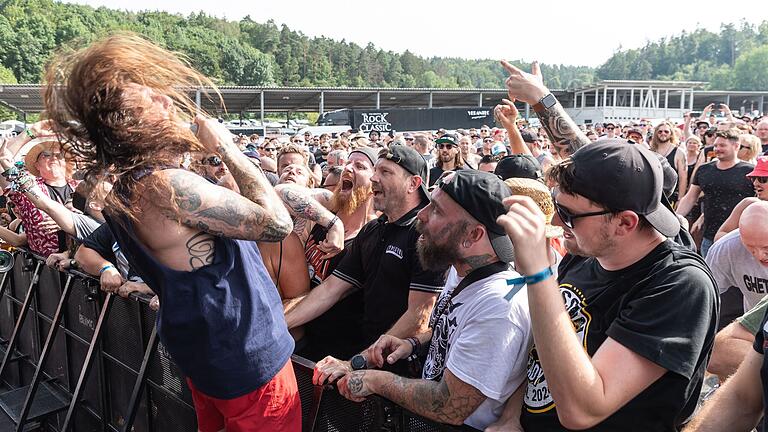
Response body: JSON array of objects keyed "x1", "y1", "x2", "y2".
[
  {"x1": 350, "y1": 354, "x2": 367, "y2": 371},
  {"x1": 533, "y1": 93, "x2": 558, "y2": 113}
]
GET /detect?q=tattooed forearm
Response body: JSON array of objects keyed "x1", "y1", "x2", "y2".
[
  {"x1": 277, "y1": 185, "x2": 335, "y2": 226},
  {"x1": 163, "y1": 170, "x2": 292, "y2": 242},
  {"x1": 375, "y1": 372, "x2": 485, "y2": 426},
  {"x1": 535, "y1": 101, "x2": 591, "y2": 152},
  {"x1": 186, "y1": 231, "x2": 215, "y2": 270}
]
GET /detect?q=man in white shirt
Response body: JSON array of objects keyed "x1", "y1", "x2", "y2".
[{"x1": 335, "y1": 170, "x2": 532, "y2": 430}]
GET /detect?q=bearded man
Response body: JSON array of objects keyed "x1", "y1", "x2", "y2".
[{"x1": 276, "y1": 146, "x2": 379, "y2": 360}]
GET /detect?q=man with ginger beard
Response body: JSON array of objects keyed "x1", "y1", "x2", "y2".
[{"x1": 276, "y1": 146, "x2": 379, "y2": 360}]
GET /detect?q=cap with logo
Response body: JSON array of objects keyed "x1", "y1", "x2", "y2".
[
  {"x1": 435, "y1": 133, "x2": 458, "y2": 146},
  {"x1": 437, "y1": 170, "x2": 515, "y2": 263},
  {"x1": 568, "y1": 138, "x2": 680, "y2": 237}
]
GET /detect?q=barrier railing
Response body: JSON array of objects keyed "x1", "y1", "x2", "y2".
[{"x1": 0, "y1": 248, "x2": 478, "y2": 431}]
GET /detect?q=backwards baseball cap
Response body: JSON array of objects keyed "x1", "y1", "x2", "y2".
[
  {"x1": 438, "y1": 170, "x2": 514, "y2": 263},
  {"x1": 349, "y1": 147, "x2": 379, "y2": 167},
  {"x1": 494, "y1": 154, "x2": 543, "y2": 181},
  {"x1": 568, "y1": 138, "x2": 680, "y2": 237},
  {"x1": 379, "y1": 144, "x2": 430, "y2": 202}
]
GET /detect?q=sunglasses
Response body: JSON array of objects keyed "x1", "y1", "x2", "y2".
[
  {"x1": 203, "y1": 156, "x2": 222, "y2": 167},
  {"x1": 605, "y1": 127, "x2": 615, "y2": 130},
  {"x1": 750, "y1": 176, "x2": 768, "y2": 184},
  {"x1": 553, "y1": 200, "x2": 612, "y2": 229},
  {"x1": 437, "y1": 143, "x2": 456, "y2": 149},
  {"x1": 656, "y1": 130, "x2": 671, "y2": 134},
  {"x1": 483, "y1": 139, "x2": 494, "y2": 143},
  {"x1": 263, "y1": 147, "x2": 276, "y2": 152},
  {"x1": 38, "y1": 151, "x2": 65, "y2": 160}
]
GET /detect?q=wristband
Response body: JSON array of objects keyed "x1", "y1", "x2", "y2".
[
  {"x1": 405, "y1": 337, "x2": 419, "y2": 357},
  {"x1": 506, "y1": 266, "x2": 555, "y2": 287},
  {"x1": 25, "y1": 129, "x2": 36, "y2": 139},
  {"x1": 99, "y1": 264, "x2": 115, "y2": 275},
  {"x1": 325, "y1": 214, "x2": 339, "y2": 231}
]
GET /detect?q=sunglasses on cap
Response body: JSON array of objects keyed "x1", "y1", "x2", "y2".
[
  {"x1": 751, "y1": 176, "x2": 768, "y2": 184},
  {"x1": 553, "y1": 199, "x2": 612, "y2": 229},
  {"x1": 203, "y1": 156, "x2": 222, "y2": 167}
]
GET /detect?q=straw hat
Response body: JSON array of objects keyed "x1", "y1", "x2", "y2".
[
  {"x1": 503, "y1": 177, "x2": 563, "y2": 238},
  {"x1": 21, "y1": 138, "x2": 65, "y2": 177}
]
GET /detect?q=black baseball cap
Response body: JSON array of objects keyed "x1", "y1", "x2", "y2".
[
  {"x1": 494, "y1": 154, "x2": 543, "y2": 181},
  {"x1": 438, "y1": 170, "x2": 514, "y2": 263},
  {"x1": 519, "y1": 129, "x2": 539, "y2": 144},
  {"x1": 379, "y1": 144, "x2": 430, "y2": 202},
  {"x1": 568, "y1": 138, "x2": 680, "y2": 237}
]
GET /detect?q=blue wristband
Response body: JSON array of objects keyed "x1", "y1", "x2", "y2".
[
  {"x1": 99, "y1": 264, "x2": 115, "y2": 275},
  {"x1": 524, "y1": 266, "x2": 555, "y2": 285}
]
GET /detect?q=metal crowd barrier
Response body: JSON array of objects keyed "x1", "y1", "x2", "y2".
[{"x1": 0, "y1": 248, "x2": 478, "y2": 431}]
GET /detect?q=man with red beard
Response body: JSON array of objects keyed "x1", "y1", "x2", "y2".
[
  {"x1": 276, "y1": 147, "x2": 379, "y2": 360},
  {"x1": 284, "y1": 145, "x2": 448, "y2": 373}
]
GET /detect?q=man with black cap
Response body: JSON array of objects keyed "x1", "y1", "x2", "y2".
[
  {"x1": 498, "y1": 139, "x2": 718, "y2": 431},
  {"x1": 428, "y1": 133, "x2": 466, "y2": 187},
  {"x1": 286, "y1": 145, "x2": 447, "y2": 371},
  {"x1": 336, "y1": 170, "x2": 533, "y2": 430},
  {"x1": 494, "y1": 154, "x2": 544, "y2": 182}
]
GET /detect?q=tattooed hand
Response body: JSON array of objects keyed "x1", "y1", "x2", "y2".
[{"x1": 338, "y1": 370, "x2": 374, "y2": 402}]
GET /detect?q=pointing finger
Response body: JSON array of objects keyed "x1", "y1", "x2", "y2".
[
  {"x1": 500, "y1": 60, "x2": 522, "y2": 75},
  {"x1": 531, "y1": 61, "x2": 542, "y2": 78}
]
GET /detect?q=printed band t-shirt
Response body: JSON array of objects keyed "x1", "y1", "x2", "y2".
[
  {"x1": 423, "y1": 266, "x2": 532, "y2": 430},
  {"x1": 521, "y1": 240, "x2": 718, "y2": 432},
  {"x1": 706, "y1": 229, "x2": 768, "y2": 312}
]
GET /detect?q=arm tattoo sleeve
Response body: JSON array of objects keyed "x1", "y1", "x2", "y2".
[
  {"x1": 377, "y1": 373, "x2": 485, "y2": 425},
  {"x1": 165, "y1": 171, "x2": 291, "y2": 242},
  {"x1": 536, "y1": 101, "x2": 591, "y2": 152},
  {"x1": 278, "y1": 186, "x2": 335, "y2": 226}
]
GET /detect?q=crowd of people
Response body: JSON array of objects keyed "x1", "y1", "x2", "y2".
[{"x1": 1, "y1": 33, "x2": 768, "y2": 431}]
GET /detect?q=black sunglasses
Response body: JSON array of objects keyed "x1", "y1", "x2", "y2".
[
  {"x1": 203, "y1": 156, "x2": 222, "y2": 167},
  {"x1": 553, "y1": 200, "x2": 612, "y2": 229},
  {"x1": 750, "y1": 176, "x2": 768, "y2": 184},
  {"x1": 437, "y1": 143, "x2": 456, "y2": 149}
]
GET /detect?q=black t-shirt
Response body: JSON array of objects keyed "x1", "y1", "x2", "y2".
[
  {"x1": 752, "y1": 307, "x2": 768, "y2": 431},
  {"x1": 521, "y1": 241, "x2": 718, "y2": 432},
  {"x1": 692, "y1": 161, "x2": 755, "y2": 240},
  {"x1": 300, "y1": 223, "x2": 365, "y2": 361},
  {"x1": 332, "y1": 204, "x2": 448, "y2": 345},
  {"x1": 429, "y1": 165, "x2": 462, "y2": 187}
]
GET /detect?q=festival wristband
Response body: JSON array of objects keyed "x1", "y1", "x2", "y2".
[
  {"x1": 99, "y1": 264, "x2": 116, "y2": 275},
  {"x1": 506, "y1": 266, "x2": 555, "y2": 288},
  {"x1": 25, "y1": 129, "x2": 36, "y2": 139}
]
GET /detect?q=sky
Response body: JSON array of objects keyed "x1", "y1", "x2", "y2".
[{"x1": 62, "y1": 0, "x2": 766, "y2": 67}]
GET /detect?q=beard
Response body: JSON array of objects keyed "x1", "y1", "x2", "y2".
[
  {"x1": 330, "y1": 182, "x2": 372, "y2": 216},
  {"x1": 416, "y1": 220, "x2": 467, "y2": 270}
]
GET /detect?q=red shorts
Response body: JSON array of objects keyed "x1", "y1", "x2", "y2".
[{"x1": 187, "y1": 360, "x2": 302, "y2": 432}]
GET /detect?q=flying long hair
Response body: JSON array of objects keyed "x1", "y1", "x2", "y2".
[{"x1": 42, "y1": 32, "x2": 223, "y2": 220}]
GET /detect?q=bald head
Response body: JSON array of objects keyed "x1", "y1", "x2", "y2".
[{"x1": 740, "y1": 202, "x2": 768, "y2": 266}]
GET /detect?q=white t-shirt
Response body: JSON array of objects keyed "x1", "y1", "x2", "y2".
[
  {"x1": 422, "y1": 266, "x2": 532, "y2": 430},
  {"x1": 706, "y1": 229, "x2": 768, "y2": 311}
]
